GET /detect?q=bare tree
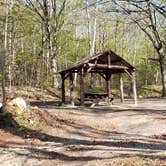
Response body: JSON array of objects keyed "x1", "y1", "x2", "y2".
[
  {"x1": 85, "y1": 0, "x2": 98, "y2": 89},
  {"x1": 110, "y1": 0, "x2": 166, "y2": 96}
]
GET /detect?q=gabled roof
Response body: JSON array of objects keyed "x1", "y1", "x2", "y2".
[{"x1": 58, "y1": 50, "x2": 135, "y2": 74}]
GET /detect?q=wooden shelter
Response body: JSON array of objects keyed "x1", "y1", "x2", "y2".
[{"x1": 57, "y1": 50, "x2": 137, "y2": 105}]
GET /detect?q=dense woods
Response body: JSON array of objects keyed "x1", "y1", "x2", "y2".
[{"x1": 0, "y1": 0, "x2": 166, "y2": 102}]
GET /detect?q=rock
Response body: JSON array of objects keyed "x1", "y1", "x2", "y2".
[
  {"x1": 31, "y1": 106, "x2": 38, "y2": 109},
  {"x1": 7, "y1": 97, "x2": 27, "y2": 114},
  {"x1": 29, "y1": 119, "x2": 34, "y2": 124},
  {"x1": 0, "y1": 103, "x2": 2, "y2": 108}
]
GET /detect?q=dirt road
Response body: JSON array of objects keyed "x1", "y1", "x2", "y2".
[{"x1": 0, "y1": 98, "x2": 166, "y2": 165}]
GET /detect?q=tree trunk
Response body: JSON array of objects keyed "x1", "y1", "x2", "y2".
[
  {"x1": 52, "y1": 58, "x2": 59, "y2": 88},
  {"x1": 0, "y1": 49, "x2": 6, "y2": 111},
  {"x1": 8, "y1": 32, "x2": 12, "y2": 89},
  {"x1": 86, "y1": 0, "x2": 98, "y2": 90},
  {"x1": 2, "y1": 0, "x2": 8, "y2": 111},
  {"x1": 114, "y1": 20, "x2": 119, "y2": 52},
  {"x1": 155, "y1": 70, "x2": 159, "y2": 84},
  {"x1": 159, "y1": 55, "x2": 166, "y2": 96},
  {"x1": 131, "y1": 72, "x2": 137, "y2": 105}
]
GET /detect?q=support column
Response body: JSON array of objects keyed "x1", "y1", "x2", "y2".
[
  {"x1": 106, "y1": 79, "x2": 110, "y2": 98},
  {"x1": 107, "y1": 54, "x2": 111, "y2": 67},
  {"x1": 119, "y1": 73, "x2": 124, "y2": 103},
  {"x1": 131, "y1": 72, "x2": 137, "y2": 105},
  {"x1": 69, "y1": 73, "x2": 74, "y2": 105},
  {"x1": 61, "y1": 73, "x2": 65, "y2": 104},
  {"x1": 106, "y1": 73, "x2": 111, "y2": 103},
  {"x1": 80, "y1": 67, "x2": 85, "y2": 104}
]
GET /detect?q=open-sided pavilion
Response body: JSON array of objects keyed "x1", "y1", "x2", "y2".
[{"x1": 57, "y1": 50, "x2": 137, "y2": 105}]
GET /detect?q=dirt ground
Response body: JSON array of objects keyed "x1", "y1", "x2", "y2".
[{"x1": 0, "y1": 98, "x2": 166, "y2": 166}]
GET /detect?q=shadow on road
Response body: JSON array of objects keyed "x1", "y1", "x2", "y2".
[{"x1": 0, "y1": 108, "x2": 166, "y2": 162}]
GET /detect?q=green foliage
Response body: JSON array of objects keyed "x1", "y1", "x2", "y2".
[{"x1": 0, "y1": 0, "x2": 164, "y2": 97}]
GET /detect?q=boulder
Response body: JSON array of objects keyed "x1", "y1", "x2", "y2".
[
  {"x1": 7, "y1": 97, "x2": 27, "y2": 114},
  {"x1": 0, "y1": 103, "x2": 2, "y2": 108}
]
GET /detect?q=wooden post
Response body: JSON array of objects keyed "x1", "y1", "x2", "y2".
[
  {"x1": 107, "y1": 54, "x2": 111, "y2": 67},
  {"x1": 80, "y1": 67, "x2": 85, "y2": 104},
  {"x1": 106, "y1": 79, "x2": 110, "y2": 99},
  {"x1": 61, "y1": 73, "x2": 65, "y2": 104},
  {"x1": 119, "y1": 73, "x2": 124, "y2": 103},
  {"x1": 106, "y1": 73, "x2": 111, "y2": 103},
  {"x1": 69, "y1": 73, "x2": 74, "y2": 105},
  {"x1": 131, "y1": 72, "x2": 137, "y2": 105},
  {"x1": 106, "y1": 54, "x2": 111, "y2": 103}
]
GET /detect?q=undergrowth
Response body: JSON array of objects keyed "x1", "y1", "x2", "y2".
[
  {"x1": 0, "y1": 111, "x2": 13, "y2": 127},
  {"x1": 0, "y1": 105, "x2": 41, "y2": 131}
]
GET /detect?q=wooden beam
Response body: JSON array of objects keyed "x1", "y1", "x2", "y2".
[
  {"x1": 80, "y1": 67, "x2": 85, "y2": 104},
  {"x1": 108, "y1": 54, "x2": 111, "y2": 67},
  {"x1": 124, "y1": 69, "x2": 132, "y2": 78},
  {"x1": 61, "y1": 74, "x2": 65, "y2": 104},
  {"x1": 88, "y1": 63, "x2": 128, "y2": 70},
  {"x1": 99, "y1": 73, "x2": 106, "y2": 80},
  {"x1": 94, "y1": 58, "x2": 98, "y2": 66},
  {"x1": 69, "y1": 73, "x2": 74, "y2": 105},
  {"x1": 64, "y1": 73, "x2": 69, "y2": 79},
  {"x1": 89, "y1": 70, "x2": 123, "y2": 74},
  {"x1": 131, "y1": 72, "x2": 137, "y2": 105},
  {"x1": 87, "y1": 67, "x2": 92, "y2": 73},
  {"x1": 119, "y1": 74, "x2": 124, "y2": 103}
]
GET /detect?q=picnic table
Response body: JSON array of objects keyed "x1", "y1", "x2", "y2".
[{"x1": 84, "y1": 92, "x2": 114, "y2": 107}]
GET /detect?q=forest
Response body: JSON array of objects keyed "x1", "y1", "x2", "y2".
[
  {"x1": 0, "y1": 0, "x2": 166, "y2": 97},
  {"x1": 0, "y1": 0, "x2": 166, "y2": 165}
]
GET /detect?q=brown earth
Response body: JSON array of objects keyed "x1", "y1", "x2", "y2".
[{"x1": 0, "y1": 97, "x2": 166, "y2": 166}]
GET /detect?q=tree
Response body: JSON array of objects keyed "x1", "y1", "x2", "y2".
[
  {"x1": 0, "y1": 49, "x2": 6, "y2": 111},
  {"x1": 25, "y1": 0, "x2": 67, "y2": 88},
  {"x1": 85, "y1": 0, "x2": 98, "y2": 89},
  {"x1": 108, "y1": 0, "x2": 166, "y2": 96},
  {"x1": 0, "y1": 0, "x2": 9, "y2": 111}
]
